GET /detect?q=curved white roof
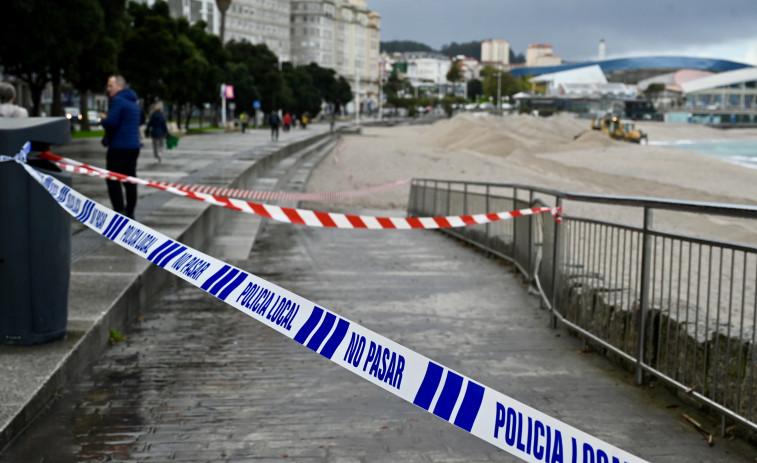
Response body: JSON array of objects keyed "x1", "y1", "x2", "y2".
[{"x1": 681, "y1": 67, "x2": 757, "y2": 93}]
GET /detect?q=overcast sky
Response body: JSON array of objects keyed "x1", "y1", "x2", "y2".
[{"x1": 369, "y1": 0, "x2": 757, "y2": 64}]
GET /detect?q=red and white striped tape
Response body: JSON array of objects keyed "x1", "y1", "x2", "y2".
[
  {"x1": 39, "y1": 151, "x2": 410, "y2": 202},
  {"x1": 40, "y1": 151, "x2": 562, "y2": 229}
]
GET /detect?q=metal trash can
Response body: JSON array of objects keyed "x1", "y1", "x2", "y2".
[{"x1": 0, "y1": 118, "x2": 72, "y2": 344}]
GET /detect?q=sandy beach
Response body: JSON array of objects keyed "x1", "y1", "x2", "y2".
[{"x1": 304, "y1": 113, "x2": 757, "y2": 245}]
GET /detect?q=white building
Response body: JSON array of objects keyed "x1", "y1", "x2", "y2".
[
  {"x1": 403, "y1": 52, "x2": 451, "y2": 88},
  {"x1": 526, "y1": 43, "x2": 562, "y2": 67},
  {"x1": 291, "y1": 0, "x2": 380, "y2": 109},
  {"x1": 681, "y1": 67, "x2": 757, "y2": 109},
  {"x1": 149, "y1": 0, "x2": 292, "y2": 61},
  {"x1": 481, "y1": 39, "x2": 509, "y2": 66}
]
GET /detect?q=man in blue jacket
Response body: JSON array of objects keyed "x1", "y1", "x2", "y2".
[{"x1": 100, "y1": 75, "x2": 142, "y2": 219}]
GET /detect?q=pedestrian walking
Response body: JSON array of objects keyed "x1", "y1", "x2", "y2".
[
  {"x1": 0, "y1": 82, "x2": 28, "y2": 117},
  {"x1": 145, "y1": 104, "x2": 169, "y2": 163},
  {"x1": 100, "y1": 75, "x2": 141, "y2": 219},
  {"x1": 240, "y1": 111, "x2": 248, "y2": 133},
  {"x1": 269, "y1": 110, "x2": 281, "y2": 141},
  {"x1": 283, "y1": 112, "x2": 292, "y2": 132},
  {"x1": 300, "y1": 113, "x2": 309, "y2": 129}
]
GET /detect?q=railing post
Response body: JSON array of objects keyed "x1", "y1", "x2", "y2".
[
  {"x1": 528, "y1": 190, "x2": 534, "y2": 280},
  {"x1": 512, "y1": 187, "x2": 518, "y2": 261},
  {"x1": 636, "y1": 206, "x2": 654, "y2": 385},
  {"x1": 433, "y1": 180, "x2": 438, "y2": 217},
  {"x1": 408, "y1": 180, "x2": 416, "y2": 216},
  {"x1": 446, "y1": 182, "x2": 452, "y2": 216},
  {"x1": 550, "y1": 196, "x2": 563, "y2": 329},
  {"x1": 420, "y1": 179, "x2": 427, "y2": 216},
  {"x1": 485, "y1": 185, "x2": 491, "y2": 247},
  {"x1": 463, "y1": 183, "x2": 468, "y2": 216}
]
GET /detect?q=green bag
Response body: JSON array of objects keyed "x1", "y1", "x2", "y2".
[{"x1": 166, "y1": 134, "x2": 179, "y2": 150}]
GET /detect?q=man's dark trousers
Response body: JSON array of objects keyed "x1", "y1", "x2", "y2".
[{"x1": 106, "y1": 148, "x2": 140, "y2": 218}]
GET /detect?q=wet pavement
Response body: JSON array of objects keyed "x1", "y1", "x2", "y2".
[
  {"x1": 3, "y1": 125, "x2": 757, "y2": 462},
  {"x1": 5, "y1": 161, "x2": 757, "y2": 461},
  {"x1": 0, "y1": 124, "x2": 333, "y2": 456}
]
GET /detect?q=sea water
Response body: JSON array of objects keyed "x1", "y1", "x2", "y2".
[{"x1": 652, "y1": 140, "x2": 757, "y2": 169}]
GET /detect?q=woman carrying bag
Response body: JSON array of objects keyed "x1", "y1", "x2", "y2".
[{"x1": 145, "y1": 104, "x2": 169, "y2": 163}]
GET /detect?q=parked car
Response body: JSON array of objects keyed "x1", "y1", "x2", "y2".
[
  {"x1": 64, "y1": 106, "x2": 82, "y2": 123},
  {"x1": 87, "y1": 110, "x2": 102, "y2": 127}
]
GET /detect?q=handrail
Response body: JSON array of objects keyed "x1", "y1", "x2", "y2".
[{"x1": 408, "y1": 178, "x2": 757, "y2": 435}]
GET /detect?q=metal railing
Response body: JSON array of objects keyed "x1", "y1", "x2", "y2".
[{"x1": 408, "y1": 178, "x2": 757, "y2": 433}]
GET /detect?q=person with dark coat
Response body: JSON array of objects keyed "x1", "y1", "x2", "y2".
[
  {"x1": 146, "y1": 104, "x2": 169, "y2": 163},
  {"x1": 100, "y1": 75, "x2": 142, "y2": 219},
  {"x1": 269, "y1": 111, "x2": 281, "y2": 141}
]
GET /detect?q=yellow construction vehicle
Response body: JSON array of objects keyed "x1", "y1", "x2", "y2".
[{"x1": 590, "y1": 114, "x2": 648, "y2": 144}]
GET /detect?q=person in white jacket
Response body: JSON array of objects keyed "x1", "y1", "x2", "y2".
[{"x1": 0, "y1": 83, "x2": 28, "y2": 118}]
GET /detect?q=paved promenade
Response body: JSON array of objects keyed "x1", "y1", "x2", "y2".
[
  {"x1": 0, "y1": 124, "x2": 333, "y2": 453},
  {"x1": 3, "y1": 126, "x2": 757, "y2": 461}
]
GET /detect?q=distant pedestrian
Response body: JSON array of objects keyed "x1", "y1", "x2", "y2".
[
  {"x1": 0, "y1": 82, "x2": 28, "y2": 118},
  {"x1": 240, "y1": 111, "x2": 248, "y2": 133},
  {"x1": 283, "y1": 112, "x2": 292, "y2": 132},
  {"x1": 146, "y1": 104, "x2": 169, "y2": 164},
  {"x1": 100, "y1": 75, "x2": 141, "y2": 219},
  {"x1": 269, "y1": 111, "x2": 281, "y2": 141},
  {"x1": 301, "y1": 113, "x2": 308, "y2": 129}
]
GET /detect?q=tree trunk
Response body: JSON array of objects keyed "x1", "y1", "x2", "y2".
[
  {"x1": 51, "y1": 69, "x2": 63, "y2": 117},
  {"x1": 175, "y1": 105, "x2": 182, "y2": 131},
  {"x1": 79, "y1": 89, "x2": 90, "y2": 132},
  {"x1": 184, "y1": 105, "x2": 191, "y2": 131}
]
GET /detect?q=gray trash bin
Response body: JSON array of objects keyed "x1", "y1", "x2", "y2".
[{"x1": 0, "y1": 118, "x2": 72, "y2": 344}]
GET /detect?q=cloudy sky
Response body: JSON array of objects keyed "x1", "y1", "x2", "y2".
[{"x1": 369, "y1": 0, "x2": 757, "y2": 64}]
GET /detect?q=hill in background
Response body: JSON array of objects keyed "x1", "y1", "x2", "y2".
[{"x1": 380, "y1": 40, "x2": 525, "y2": 63}]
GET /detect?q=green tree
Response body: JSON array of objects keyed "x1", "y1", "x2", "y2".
[
  {"x1": 509, "y1": 49, "x2": 526, "y2": 64},
  {"x1": 440, "y1": 41, "x2": 481, "y2": 60},
  {"x1": 166, "y1": 18, "x2": 210, "y2": 128},
  {"x1": 282, "y1": 65, "x2": 321, "y2": 117},
  {"x1": 0, "y1": 0, "x2": 103, "y2": 116},
  {"x1": 119, "y1": 1, "x2": 177, "y2": 107},
  {"x1": 481, "y1": 66, "x2": 523, "y2": 101},
  {"x1": 225, "y1": 40, "x2": 282, "y2": 114},
  {"x1": 467, "y1": 79, "x2": 483, "y2": 102},
  {"x1": 446, "y1": 59, "x2": 463, "y2": 85},
  {"x1": 68, "y1": 0, "x2": 127, "y2": 130},
  {"x1": 380, "y1": 40, "x2": 434, "y2": 53},
  {"x1": 184, "y1": 21, "x2": 228, "y2": 127}
]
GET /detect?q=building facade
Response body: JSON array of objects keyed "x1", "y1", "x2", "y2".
[
  {"x1": 136, "y1": 0, "x2": 380, "y2": 113},
  {"x1": 526, "y1": 43, "x2": 561, "y2": 67},
  {"x1": 481, "y1": 39, "x2": 509, "y2": 66}
]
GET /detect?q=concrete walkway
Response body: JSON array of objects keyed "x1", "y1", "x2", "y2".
[
  {"x1": 3, "y1": 125, "x2": 757, "y2": 461},
  {"x1": 0, "y1": 124, "x2": 333, "y2": 452}
]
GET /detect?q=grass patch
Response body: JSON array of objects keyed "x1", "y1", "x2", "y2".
[
  {"x1": 186, "y1": 126, "x2": 222, "y2": 133},
  {"x1": 71, "y1": 130, "x2": 105, "y2": 139}
]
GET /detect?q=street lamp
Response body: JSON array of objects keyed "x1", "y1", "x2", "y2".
[
  {"x1": 497, "y1": 72, "x2": 502, "y2": 113},
  {"x1": 215, "y1": 0, "x2": 231, "y2": 43}
]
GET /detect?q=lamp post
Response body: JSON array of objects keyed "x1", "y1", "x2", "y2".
[
  {"x1": 497, "y1": 72, "x2": 502, "y2": 113},
  {"x1": 213, "y1": 0, "x2": 231, "y2": 128},
  {"x1": 215, "y1": 0, "x2": 231, "y2": 43}
]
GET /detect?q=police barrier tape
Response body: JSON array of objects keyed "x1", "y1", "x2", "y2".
[
  {"x1": 2, "y1": 146, "x2": 647, "y2": 463},
  {"x1": 37, "y1": 151, "x2": 563, "y2": 229},
  {"x1": 40, "y1": 151, "x2": 411, "y2": 202}
]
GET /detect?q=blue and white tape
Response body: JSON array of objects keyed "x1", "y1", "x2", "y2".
[{"x1": 8, "y1": 155, "x2": 647, "y2": 463}]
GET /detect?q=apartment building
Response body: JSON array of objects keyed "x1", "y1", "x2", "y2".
[
  {"x1": 156, "y1": 0, "x2": 292, "y2": 62},
  {"x1": 290, "y1": 0, "x2": 380, "y2": 107}
]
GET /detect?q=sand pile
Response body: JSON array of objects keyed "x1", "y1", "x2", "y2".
[
  {"x1": 421, "y1": 112, "x2": 590, "y2": 156},
  {"x1": 304, "y1": 112, "x2": 757, "y2": 244}
]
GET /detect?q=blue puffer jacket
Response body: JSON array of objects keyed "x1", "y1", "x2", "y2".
[{"x1": 101, "y1": 88, "x2": 142, "y2": 149}]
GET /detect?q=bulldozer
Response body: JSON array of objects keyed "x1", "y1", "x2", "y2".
[{"x1": 591, "y1": 114, "x2": 648, "y2": 144}]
